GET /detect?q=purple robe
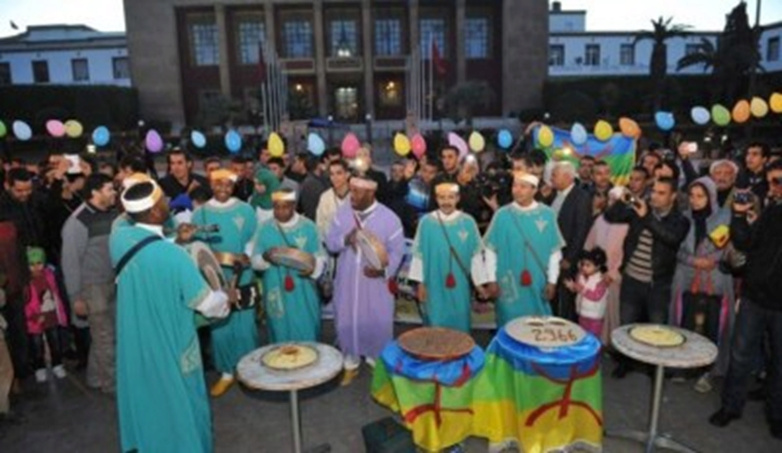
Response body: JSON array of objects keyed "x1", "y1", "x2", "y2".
[{"x1": 325, "y1": 202, "x2": 405, "y2": 359}]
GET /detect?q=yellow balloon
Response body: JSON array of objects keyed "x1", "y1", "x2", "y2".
[
  {"x1": 594, "y1": 120, "x2": 613, "y2": 142},
  {"x1": 64, "y1": 120, "x2": 83, "y2": 138},
  {"x1": 393, "y1": 133, "x2": 411, "y2": 156},
  {"x1": 732, "y1": 100, "x2": 750, "y2": 124},
  {"x1": 750, "y1": 97, "x2": 769, "y2": 118},
  {"x1": 537, "y1": 125, "x2": 554, "y2": 148},
  {"x1": 769, "y1": 92, "x2": 782, "y2": 114},
  {"x1": 268, "y1": 132, "x2": 285, "y2": 157},
  {"x1": 468, "y1": 131, "x2": 486, "y2": 153}
]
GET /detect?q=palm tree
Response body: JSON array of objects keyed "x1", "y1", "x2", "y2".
[
  {"x1": 634, "y1": 16, "x2": 691, "y2": 109},
  {"x1": 676, "y1": 37, "x2": 717, "y2": 72}
]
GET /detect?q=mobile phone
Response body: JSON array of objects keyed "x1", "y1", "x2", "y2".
[
  {"x1": 683, "y1": 141, "x2": 698, "y2": 154},
  {"x1": 734, "y1": 191, "x2": 754, "y2": 205}
]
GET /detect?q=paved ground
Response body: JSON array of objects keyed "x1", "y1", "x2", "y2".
[{"x1": 0, "y1": 321, "x2": 779, "y2": 453}]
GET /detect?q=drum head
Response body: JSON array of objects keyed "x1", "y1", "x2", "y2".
[
  {"x1": 268, "y1": 247, "x2": 315, "y2": 273},
  {"x1": 398, "y1": 327, "x2": 475, "y2": 361},
  {"x1": 188, "y1": 241, "x2": 226, "y2": 291},
  {"x1": 357, "y1": 230, "x2": 388, "y2": 270},
  {"x1": 505, "y1": 316, "x2": 586, "y2": 348}
]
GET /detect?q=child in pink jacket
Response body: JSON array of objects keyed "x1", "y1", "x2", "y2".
[
  {"x1": 24, "y1": 247, "x2": 68, "y2": 383},
  {"x1": 565, "y1": 248, "x2": 609, "y2": 340}
]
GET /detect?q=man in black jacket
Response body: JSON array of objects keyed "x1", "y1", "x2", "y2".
[
  {"x1": 605, "y1": 176, "x2": 690, "y2": 377},
  {"x1": 709, "y1": 160, "x2": 782, "y2": 439}
]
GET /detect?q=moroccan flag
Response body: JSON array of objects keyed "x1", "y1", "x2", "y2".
[{"x1": 431, "y1": 39, "x2": 447, "y2": 76}]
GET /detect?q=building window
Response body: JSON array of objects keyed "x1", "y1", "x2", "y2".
[
  {"x1": 549, "y1": 44, "x2": 565, "y2": 66},
  {"x1": 283, "y1": 20, "x2": 313, "y2": 58},
  {"x1": 238, "y1": 20, "x2": 266, "y2": 65},
  {"x1": 0, "y1": 63, "x2": 11, "y2": 85},
  {"x1": 334, "y1": 86, "x2": 358, "y2": 121},
  {"x1": 190, "y1": 21, "x2": 219, "y2": 66},
  {"x1": 375, "y1": 19, "x2": 401, "y2": 56},
  {"x1": 420, "y1": 18, "x2": 446, "y2": 58},
  {"x1": 685, "y1": 43, "x2": 702, "y2": 56},
  {"x1": 464, "y1": 17, "x2": 490, "y2": 59},
  {"x1": 620, "y1": 44, "x2": 635, "y2": 65},
  {"x1": 584, "y1": 44, "x2": 600, "y2": 66},
  {"x1": 378, "y1": 80, "x2": 402, "y2": 107},
  {"x1": 331, "y1": 20, "x2": 358, "y2": 57},
  {"x1": 112, "y1": 57, "x2": 130, "y2": 79},
  {"x1": 768, "y1": 36, "x2": 780, "y2": 62},
  {"x1": 32, "y1": 60, "x2": 49, "y2": 83},
  {"x1": 72, "y1": 58, "x2": 89, "y2": 82}
]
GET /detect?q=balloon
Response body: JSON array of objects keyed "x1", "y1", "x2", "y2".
[
  {"x1": 594, "y1": 120, "x2": 613, "y2": 141},
  {"x1": 570, "y1": 123, "x2": 588, "y2": 146},
  {"x1": 711, "y1": 104, "x2": 731, "y2": 126},
  {"x1": 307, "y1": 132, "x2": 326, "y2": 156},
  {"x1": 770, "y1": 92, "x2": 782, "y2": 113},
  {"x1": 690, "y1": 106, "x2": 711, "y2": 125},
  {"x1": 46, "y1": 119, "x2": 65, "y2": 137},
  {"x1": 64, "y1": 119, "x2": 83, "y2": 138},
  {"x1": 619, "y1": 117, "x2": 641, "y2": 139},
  {"x1": 145, "y1": 129, "x2": 163, "y2": 153},
  {"x1": 0, "y1": 121, "x2": 5, "y2": 138},
  {"x1": 411, "y1": 133, "x2": 427, "y2": 158},
  {"x1": 341, "y1": 132, "x2": 360, "y2": 158},
  {"x1": 750, "y1": 97, "x2": 769, "y2": 118},
  {"x1": 732, "y1": 100, "x2": 750, "y2": 124},
  {"x1": 392, "y1": 133, "x2": 411, "y2": 156},
  {"x1": 536, "y1": 125, "x2": 554, "y2": 148},
  {"x1": 190, "y1": 130, "x2": 207, "y2": 149},
  {"x1": 447, "y1": 132, "x2": 468, "y2": 159},
  {"x1": 654, "y1": 111, "x2": 675, "y2": 131},
  {"x1": 268, "y1": 132, "x2": 285, "y2": 157},
  {"x1": 91, "y1": 126, "x2": 110, "y2": 146},
  {"x1": 12, "y1": 120, "x2": 32, "y2": 141},
  {"x1": 468, "y1": 131, "x2": 486, "y2": 153},
  {"x1": 497, "y1": 129, "x2": 513, "y2": 149},
  {"x1": 224, "y1": 130, "x2": 242, "y2": 154}
]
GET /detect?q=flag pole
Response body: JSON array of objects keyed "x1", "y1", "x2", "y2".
[{"x1": 429, "y1": 37, "x2": 434, "y2": 124}]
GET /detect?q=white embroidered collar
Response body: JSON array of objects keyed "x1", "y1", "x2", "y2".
[
  {"x1": 512, "y1": 200, "x2": 539, "y2": 212},
  {"x1": 136, "y1": 223, "x2": 164, "y2": 237}
]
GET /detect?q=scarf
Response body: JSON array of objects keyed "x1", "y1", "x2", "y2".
[{"x1": 250, "y1": 167, "x2": 281, "y2": 210}]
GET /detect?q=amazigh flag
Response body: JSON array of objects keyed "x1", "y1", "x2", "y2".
[
  {"x1": 431, "y1": 39, "x2": 447, "y2": 76},
  {"x1": 532, "y1": 125, "x2": 637, "y2": 186}
]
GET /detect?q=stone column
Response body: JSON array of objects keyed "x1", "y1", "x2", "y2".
[
  {"x1": 409, "y1": 0, "x2": 419, "y2": 55},
  {"x1": 456, "y1": 0, "x2": 466, "y2": 85},
  {"x1": 361, "y1": 0, "x2": 374, "y2": 119},
  {"x1": 313, "y1": 0, "x2": 328, "y2": 117},
  {"x1": 215, "y1": 5, "x2": 232, "y2": 97},
  {"x1": 501, "y1": 0, "x2": 548, "y2": 115},
  {"x1": 263, "y1": 0, "x2": 276, "y2": 57}
]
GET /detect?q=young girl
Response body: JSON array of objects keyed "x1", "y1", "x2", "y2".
[
  {"x1": 24, "y1": 247, "x2": 69, "y2": 383},
  {"x1": 565, "y1": 248, "x2": 609, "y2": 340}
]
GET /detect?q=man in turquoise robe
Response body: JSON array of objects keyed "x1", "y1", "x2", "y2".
[
  {"x1": 252, "y1": 189, "x2": 325, "y2": 342},
  {"x1": 111, "y1": 180, "x2": 229, "y2": 453},
  {"x1": 483, "y1": 172, "x2": 565, "y2": 326},
  {"x1": 408, "y1": 183, "x2": 489, "y2": 332},
  {"x1": 189, "y1": 169, "x2": 259, "y2": 397}
]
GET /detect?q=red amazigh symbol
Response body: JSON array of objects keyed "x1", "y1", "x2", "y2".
[
  {"x1": 401, "y1": 362, "x2": 474, "y2": 427},
  {"x1": 525, "y1": 360, "x2": 602, "y2": 427}
]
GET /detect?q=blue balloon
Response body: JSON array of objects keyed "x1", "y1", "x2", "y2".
[
  {"x1": 655, "y1": 111, "x2": 675, "y2": 131},
  {"x1": 690, "y1": 106, "x2": 710, "y2": 126},
  {"x1": 91, "y1": 126, "x2": 110, "y2": 146},
  {"x1": 12, "y1": 120, "x2": 32, "y2": 141},
  {"x1": 570, "y1": 122, "x2": 588, "y2": 146},
  {"x1": 497, "y1": 129, "x2": 513, "y2": 149},
  {"x1": 191, "y1": 130, "x2": 207, "y2": 149},
  {"x1": 307, "y1": 132, "x2": 326, "y2": 156},
  {"x1": 224, "y1": 130, "x2": 242, "y2": 154}
]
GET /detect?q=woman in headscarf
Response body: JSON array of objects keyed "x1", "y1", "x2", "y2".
[
  {"x1": 250, "y1": 167, "x2": 281, "y2": 224},
  {"x1": 671, "y1": 176, "x2": 734, "y2": 393}
]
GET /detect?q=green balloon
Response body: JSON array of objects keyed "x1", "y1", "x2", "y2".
[
  {"x1": 0, "y1": 120, "x2": 6, "y2": 138},
  {"x1": 711, "y1": 104, "x2": 731, "y2": 127}
]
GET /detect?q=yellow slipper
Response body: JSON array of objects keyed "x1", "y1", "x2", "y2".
[
  {"x1": 340, "y1": 368, "x2": 359, "y2": 387},
  {"x1": 210, "y1": 376, "x2": 235, "y2": 397}
]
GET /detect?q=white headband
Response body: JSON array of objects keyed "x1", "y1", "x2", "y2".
[
  {"x1": 513, "y1": 172, "x2": 540, "y2": 187},
  {"x1": 121, "y1": 181, "x2": 163, "y2": 213},
  {"x1": 350, "y1": 177, "x2": 378, "y2": 191},
  {"x1": 271, "y1": 191, "x2": 297, "y2": 203}
]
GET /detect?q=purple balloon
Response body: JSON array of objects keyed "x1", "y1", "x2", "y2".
[{"x1": 145, "y1": 129, "x2": 163, "y2": 153}]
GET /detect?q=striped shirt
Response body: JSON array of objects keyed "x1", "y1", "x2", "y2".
[{"x1": 625, "y1": 228, "x2": 654, "y2": 282}]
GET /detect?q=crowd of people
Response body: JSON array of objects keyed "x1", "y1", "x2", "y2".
[{"x1": 0, "y1": 127, "x2": 781, "y2": 448}]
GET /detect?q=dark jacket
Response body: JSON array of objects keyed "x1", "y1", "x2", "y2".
[
  {"x1": 158, "y1": 173, "x2": 210, "y2": 200},
  {"x1": 552, "y1": 185, "x2": 593, "y2": 268},
  {"x1": 731, "y1": 200, "x2": 782, "y2": 311},
  {"x1": 604, "y1": 202, "x2": 690, "y2": 282},
  {"x1": 297, "y1": 172, "x2": 329, "y2": 221}
]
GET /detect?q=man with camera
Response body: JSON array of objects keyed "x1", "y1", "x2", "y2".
[
  {"x1": 604, "y1": 177, "x2": 690, "y2": 378},
  {"x1": 709, "y1": 160, "x2": 782, "y2": 440}
]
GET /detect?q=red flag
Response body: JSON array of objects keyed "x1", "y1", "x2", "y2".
[
  {"x1": 257, "y1": 41, "x2": 267, "y2": 83},
  {"x1": 431, "y1": 40, "x2": 447, "y2": 76}
]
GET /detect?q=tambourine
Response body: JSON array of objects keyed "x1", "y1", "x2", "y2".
[
  {"x1": 356, "y1": 229, "x2": 388, "y2": 270},
  {"x1": 267, "y1": 247, "x2": 316, "y2": 274},
  {"x1": 185, "y1": 241, "x2": 226, "y2": 291}
]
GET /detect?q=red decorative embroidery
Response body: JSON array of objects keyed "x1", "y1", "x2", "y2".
[{"x1": 445, "y1": 272, "x2": 456, "y2": 289}]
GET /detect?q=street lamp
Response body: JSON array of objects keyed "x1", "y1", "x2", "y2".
[
  {"x1": 328, "y1": 115, "x2": 334, "y2": 147},
  {"x1": 365, "y1": 113, "x2": 372, "y2": 144}
]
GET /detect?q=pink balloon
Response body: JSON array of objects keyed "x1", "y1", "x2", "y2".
[
  {"x1": 411, "y1": 133, "x2": 426, "y2": 158},
  {"x1": 447, "y1": 132, "x2": 468, "y2": 159},
  {"x1": 46, "y1": 119, "x2": 65, "y2": 137},
  {"x1": 145, "y1": 129, "x2": 164, "y2": 153},
  {"x1": 341, "y1": 132, "x2": 360, "y2": 158}
]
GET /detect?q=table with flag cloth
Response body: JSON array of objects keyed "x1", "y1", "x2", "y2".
[{"x1": 372, "y1": 327, "x2": 603, "y2": 452}]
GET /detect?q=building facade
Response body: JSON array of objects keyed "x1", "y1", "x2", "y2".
[
  {"x1": 123, "y1": 0, "x2": 548, "y2": 128},
  {"x1": 0, "y1": 25, "x2": 130, "y2": 86}
]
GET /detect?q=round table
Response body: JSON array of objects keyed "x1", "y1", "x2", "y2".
[
  {"x1": 237, "y1": 343, "x2": 344, "y2": 453},
  {"x1": 610, "y1": 324, "x2": 718, "y2": 453}
]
